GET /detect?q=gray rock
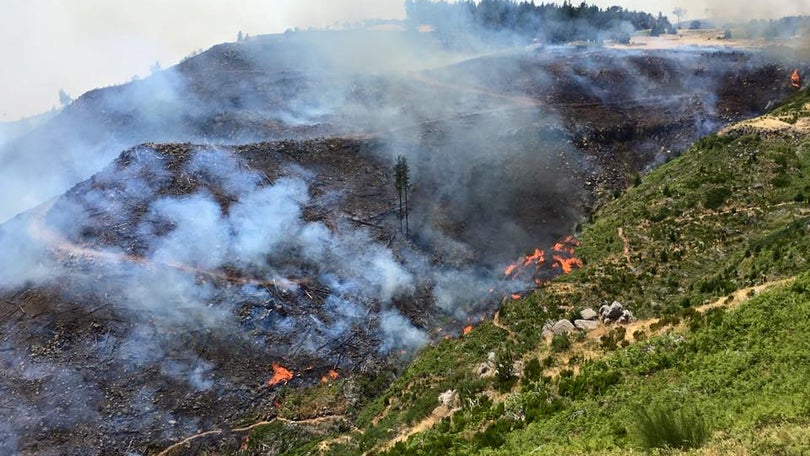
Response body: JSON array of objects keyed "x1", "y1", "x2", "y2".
[
  {"x1": 580, "y1": 308, "x2": 599, "y2": 320},
  {"x1": 438, "y1": 390, "x2": 458, "y2": 408},
  {"x1": 618, "y1": 309, "x2": 635, "y2": 323},
  {"x1": 552, "y1": 319, "x2": 575, "y2": 335},
  {"x1": 574, "y1": 319, "x2": 599, "y2": 331},
  {"x1": 601, "y1": 301, "x2": 625, "y2": 322}
]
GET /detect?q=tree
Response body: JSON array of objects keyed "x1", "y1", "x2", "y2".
[
  {"x1": 149, "y1": 61, "x2": 161, "y2": 75},
  {"x1": 237, "y1": 31, "x2": 244, "y2": 41},
  {"x1": 672, "y1": 7, "x2": 686, "y2": 28},
  {"x1": 394, "y1": 155, "x2": 411, "y2": 236},
  {"x1": 58, "y1": 89, "x2": 72, "y2": 107}
]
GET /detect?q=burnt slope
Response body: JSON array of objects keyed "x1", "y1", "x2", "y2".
[{"x1": 0, "y1": 31, "x2": 801, "y2": 221}]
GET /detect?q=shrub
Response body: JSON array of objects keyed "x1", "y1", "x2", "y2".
[
  {"x1": 632, "y1": 404, "x2": 710, "y2": 450},
  {"x1": 551, "y1": 334, "x2": 571, "y2": 353},
  {"x1": 522, "y1": 358, "x2": 542, "y2": 386},
  {"x1": 704, "y1": 187, "x2": 731, "y2": 210},
  {"x1": 495, "y1": 348, "x2": 517, "y2": 392}
]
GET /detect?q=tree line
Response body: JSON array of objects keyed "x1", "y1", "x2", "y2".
[{"x1": 404, "y1": 0, "x2": 676, "y2": 45}]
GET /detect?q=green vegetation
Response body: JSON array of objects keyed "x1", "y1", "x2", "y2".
[
  {"x1": 233, "y1": 88, "x2": 810, "y2": 456},
  {"x1": 632, "y1": 404, "x2": 709, "y2": 450}
]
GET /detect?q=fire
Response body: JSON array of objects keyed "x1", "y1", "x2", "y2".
[
  {"x1": 267, "y1": 362, "x2": 293, "y2": 387},
  {"x1": 523, "y1": 248, "x2": 545, "y2": 266},
  {"x1": 502, "y1": 235, "x2": 583, "y2": 289},
  {"x1": 792, "y1": 69, "x2": 801, "y2": 89},
  {"x1": 320, "y1": 369, "x2": 340, "y2": 383},
  {"x1": 504, "y1": 264, "x2": 518, "y2": 277},
  {"x1": 553, "y1": 255, "x2": 583, "y2": 274},
  {"x1": 463, "y1": 325, "x2": 473, "y2": 335}
]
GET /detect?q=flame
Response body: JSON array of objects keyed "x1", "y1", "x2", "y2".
[
  {"x1": 792, "y1": 69, "x2": 801, "y2": 89},
  {"x1": 523, "y1": 248, "x2": 545, "y2": 266},
  {"x1": 553, "y1": 255, "x2": 583, "y2": 274},
  {"x1": 503, "y1": 236, "x2": 582, "y2": 290},
  {"x1": 320, "y1": 369, "x2": 340, "y2": 383},
  {"x1": 267, "y1": 362, "x2": 293, "y2": 387},
  {"x1": 463, "y1": 325, "x2": 473, "y2": 335}
]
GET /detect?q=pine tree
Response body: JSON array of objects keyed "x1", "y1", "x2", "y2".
[{"x1": 394, "y1": 155, "x2": 411, "y2": 236}]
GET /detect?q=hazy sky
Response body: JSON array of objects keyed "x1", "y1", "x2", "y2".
[{"x1": 2, "y1": 0, "x2": 808, "y2": 120}]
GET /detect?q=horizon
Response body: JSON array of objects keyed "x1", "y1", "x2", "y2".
[{"x1": 2, "y1": 0, "x2": 809, "y2": 121}]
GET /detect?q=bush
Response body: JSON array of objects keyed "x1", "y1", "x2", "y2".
[
  {"x1": 632, "y1": 404, "x2": 710, "y2": 450},
  {"x1": 522, "y1": 358, "x2": 542, "y2": 386},
  {"x1": 704, "y1": 187, "x2": 731, "y2": 210},
  {"x1": 495, "y1": 348, "x2": 517, "y2": 392},
  {"x1": 551, "y1": 334, "x2": 571, "y2": 353}
]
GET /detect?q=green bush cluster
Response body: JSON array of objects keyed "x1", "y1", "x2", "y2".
[{"x1": 632, "y1": 404, "x2": 710, "y2": 450}]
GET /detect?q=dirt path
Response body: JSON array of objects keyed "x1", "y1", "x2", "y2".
[
  {"x1": 156, "y1": 415, "x2": 349, "y2": 456},
  {"x1": 617, "y1": 227, "x2": 633, "y2": 268},
  {"x1": 373, "y1": 404, "x2": 459, "y2": 454},
  {"x1": 493, "y1": 309, "x2": 517, "y2": 340},
  {"x1": 563, "y1": 277, "x2": 796, "y2": 355}
]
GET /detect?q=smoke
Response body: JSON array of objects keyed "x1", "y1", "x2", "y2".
[{"x1": 0, "y1": 12, "x2": 801, "y2": 452}]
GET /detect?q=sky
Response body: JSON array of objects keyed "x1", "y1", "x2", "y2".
[{"x1": 2, "y1": 0, "x2": 808, "y2": 121}]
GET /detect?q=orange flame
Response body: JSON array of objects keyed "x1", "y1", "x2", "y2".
[
  {"x1": 523, "y1": 248, "x2": 545, "y2": 266},
  {"x1": 503, "y1": 236, "x2": 582, "y2": 287},
  {"x1": 463, "y1": 325, "x2": 473, "y2": 335},
  {"x1": 504, "y1": 264, "x2": 517, "y2": 277},
  {"x1": 792, "y1": 69, "x2": 801, "y2": 89},
  {"x1": 268, "y1": 362, "x2": 293, "y2": 387},
  {"x1": 321, "y1": 369, "x2": 340, "y2": 383},
  {"x1": 553, "y1": 255, "x2": 583, "y2": 274}
]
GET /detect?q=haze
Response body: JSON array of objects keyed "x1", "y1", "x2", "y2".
[{"x1": 2, "y1": 0, "x2": 808, "y2": 120}]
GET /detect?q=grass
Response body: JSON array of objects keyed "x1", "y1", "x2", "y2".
[{"x1": 632, "y1": 404, "x2": 709, "y2": 450}]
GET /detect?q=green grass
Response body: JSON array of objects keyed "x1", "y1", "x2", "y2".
[{"x1": 632, "y1": 404, "x2": 709, "y2": 450}]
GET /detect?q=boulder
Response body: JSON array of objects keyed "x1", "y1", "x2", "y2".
[
  {"x1": 438, "y1": 390, "x2": 458, "y2": 408},
  {"x1": 552, "y1": 319, "x2": 575, "y2": 335},
  {"x1": 574, "y1": 319, "x2": 599, "y2": 331},
  {"x1": 618, "y1": 309, "x2": 635, "y2": 323},
  {"x1": 601, "y1": 301, "x2": 625, "y2": 322},
  {"x1": 580, "y1": 308, "x2": 599, "y2": 320}
]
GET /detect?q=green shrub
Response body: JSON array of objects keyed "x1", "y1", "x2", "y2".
[
  {"x1": 551, "y1": 334, "x2": 571, "y2": 353},
  {"x1": 522, "y1": 358, "x2": 542, "y2": 386},
  {"x1": 632, "y1": 404, "x2": 710, "y2": 450},
  {"x1": 495, "y1": 348, "x2": 517, "y2": 392},
  {"x1": 704, "y1": 187, "x2": 731, "y2": 210}
]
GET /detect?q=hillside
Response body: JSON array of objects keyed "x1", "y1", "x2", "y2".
[
  {"x1": 0, "y1": 31, "x2": 798, "y2": 222},
  {"x1": 214, "y1": 84, "x2": 810, "y2": 455},
  {"x1": 1, "y1": 30, "x2": 808, "y2": 455}
]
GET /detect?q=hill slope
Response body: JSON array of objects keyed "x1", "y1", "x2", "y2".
[{"x1": 222, "y1": 86, "x2": 810, "y2": 456}]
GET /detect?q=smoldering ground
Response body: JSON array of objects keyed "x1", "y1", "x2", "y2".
[{"x1": 0, "y1": 139, "x2": 536, "y2": 453}]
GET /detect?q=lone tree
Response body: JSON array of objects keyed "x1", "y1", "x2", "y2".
[
  {"x1": 394, "y1": 155, "x2": 411, "y2": 236},
  {"x1": 672, "y1": 7, "x2": 687, "y2": 28},
  {"x1": 57, "y1": 89, "x2": 72, "y2": 107}
]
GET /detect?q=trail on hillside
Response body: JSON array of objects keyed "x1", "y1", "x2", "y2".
[
  {"x1": 366, "y1": 276, "x2": 797, "y2": 452},
  {"x1": 157, "y1": 414, "x2": 350, "y2": 456},
  {"x1": 617, "y1": 227, "x2": 633, "y2": 268}
]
